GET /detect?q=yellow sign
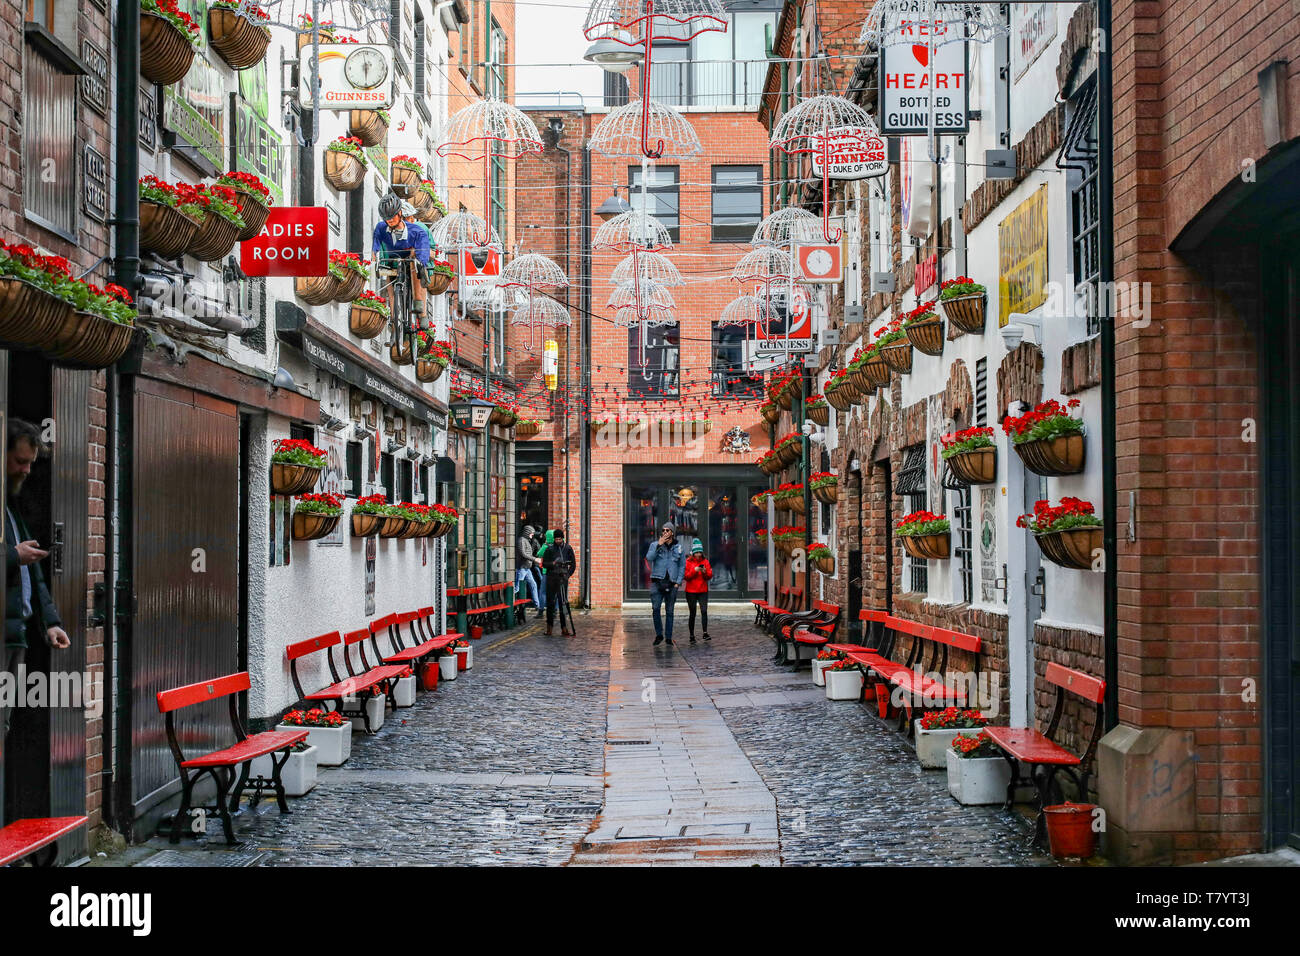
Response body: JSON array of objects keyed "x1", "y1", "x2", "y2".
[{"x1": 998, "y1": 184, "x2": 1050, "y2": 327}]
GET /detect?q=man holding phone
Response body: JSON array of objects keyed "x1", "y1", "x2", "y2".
[
  {"x1": 645, "y1": 522, "x2": 686, "y2": 646},
  {"x1": 4, "y1": 419, "x2": 68, "y2": 737}
]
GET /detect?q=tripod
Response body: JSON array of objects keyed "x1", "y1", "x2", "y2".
[{"x1": 558, "y1": 577, "x2": 576, "y2": 636}]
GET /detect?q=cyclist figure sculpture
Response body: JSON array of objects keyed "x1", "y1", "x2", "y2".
[{"x1": 372, "y1": 192, "x2": 433, "y2": 329}]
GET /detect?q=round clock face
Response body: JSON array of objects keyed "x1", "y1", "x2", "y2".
[
  {"x1": 805, "y1": 249, "x2": 834, "y2": 276},
  {"x1": 345, "y1": 47, "x2": 388, "y2": 90}
]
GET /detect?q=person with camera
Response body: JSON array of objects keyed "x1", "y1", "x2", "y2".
[
  {"x1": 542, "y1": 529, "x2": 576, "y2": 637},
  {"x1": 645, "y1": 522, "x2": 686, "y2": 646}
]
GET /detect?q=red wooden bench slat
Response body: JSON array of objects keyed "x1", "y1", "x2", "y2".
[
  {"x1": 0, "y1": 816, "x2": 88, "y2": 867},
  {"x1": 368, "y1": 614, "x2": 390, "y2": 634},
  {"x1": 418, "y1": 606, "x2": 434, "y2": 617},
  {"x1": 794, "y1": 630, "x2": 829, "y2": 645},
  {"x1": 813, "y1": 600, "x2": 839, "y2": 615},
  {"x1": 983, "y1": 727, "x2": 1081, "y2": 765},
  {"x1": 859, "y1": 608, "x2": 887, "y2": 623},
  {"x1": 181, "y1": 729, "x2": 309, "y2": 768},
  {"x1": 344, "y1": 628, "x2": 371, "y2": 646},
  {"x1": 382, "y1": 636, "x2": 454, "y2": 664},
  {"x1": 930, "y1": 625, "x2": 982, "y2": 654},
  {"x1": 157, "y1": 672, "x2": 250, "y2": 713},
  {"x1": 1045, "y1": 662, "x2": 1105, "y2": 703},
  {"x1": 884, "y1": 615, "x2": 932, "y2": 639},
  {"x1": 286, "y1": 631, "x2": 341, "y2": 661},
  {"x1": 305, "y1": 672, "x2": 387, "y2": 701}
]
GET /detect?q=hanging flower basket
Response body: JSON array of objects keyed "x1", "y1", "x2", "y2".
[
  {"x1": 0, "y1": 278, "x2": 73, "y2": 347},
  {"x1": 775, "y1": 382, "x2": 794, "y2": 411},
  {"x1": 761, "y1": 403, "x2": 781, "y2": 424},
  {"x1": 292, "y1": 511, "x2": 340, "y2": 541},
  {"x1": 1014, "y1": 434, "x2": 1086, "y2": 476},
  {"x1": 348, "y1": 109, "x2": 389, "y2": 147},
  {"x1": 415, "y1": 357, "x2": 445, "y2": 382},
  {"x1": 332, "y1": 269, "x2": 365, "y2": 303},
  {"x1": 270, "y1": 462, "x2": 320, "y2": 495},
  {"x1": 390, "y1": 156, "x2": 423, "y2": 196},
  {"x1": 427, "y1": 264, "x2": 454, "y2": 295},
  {"x1": 810, "y1": 473, "x2": 838, "y2": 504},
  {"x1": 207, "y1": 4, "x2": 271, "y2": 70},
  {"x1": 900, "y1": 533, "x2": 950, "y2": 560},
  {"x1": 862, "y1": 352, "x2": 891, "y2": 388},
  {"x1": 296, "y1": 273, "x2": 340, "y2": 306},
  {"x1": 389, "y1": 338, "x2": 414, "y2": 366},
  {"x1": 351, "y1": 512, "x2": 382, "y2": 537},
  {"x1": 47, "y1": 312, "x2": 136, "y2": 370},
  {"x1": 140, "y1": 9, "x2": 198, "y2": 86},
  {"x1": 815, "y1": 554, "x2": 835, "y2": 574},
  {"x1": 139, "y1": 200, "x2": 200, "y2": 259},
  {"x1": 516, "y1": 420, "x2": 542, "y2": 438},
  {"x1": 879, "y1": 340, "x2": 913, "y2": 374},
  {"x1": 939, "y1": 278, "x2": 989, "y2": 335},
  {"x1": 824, "y1": 380, "x2": 852, "y2": 411},
  {"x1": 947, "y1": 447, "x2": 997, "y2": 485},
  {"x1": 324, "y1": 140, "x2": 367, "y2": 191},
  {"x1": 905, "y1": 311, "x2": 945, "y2": 355},
  {"x1": 348, "y1": 292, "x2": 389, "y2": 337},
  {"x1": 1018, "y1": 498, "x2": 1104, "y2": 571},
  {"x1": 807, "y1": 401, "x2": 829, "y2": 426},
  {"x1": 187, "y1": 210, "x2": 241, "y2": 262},
  {"x1": 379, "y1": 516, "x2": 410, "y2": 538}
]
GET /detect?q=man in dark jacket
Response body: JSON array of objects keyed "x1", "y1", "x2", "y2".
[
  {"x1": 515, "y1": 525, "x2": 543, "y2": 611},
  {"x1": 5, "y1": 418, "x2": 69, "y2": 737},
  {"x1": 542, "y1": 529, "x2": 576, "y2": 637}
]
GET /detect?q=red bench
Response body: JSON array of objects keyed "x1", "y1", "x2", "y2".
[
  {"x1": 984, "y1": 663, "x2": 1106, "y2": 845},
  {"x1": 371, "y1": 609, "x2": 457, "y2": 669},
  {"x1": 826, "y1": 608, "x2": 887, "y2": 656},
  {"x1": 287, "y1": 630, "x2": 406, "y2": 734},
  {"x1": 752, "y1": 585, "x2": 801, "y2": 629},
  {"x1": 156, "y1": 672, "x2": 308, "y2": 844},
  {"x1": 847, "y1": 615, "x2": 982, "y2": 733},
  {"x1": 785, "y1": 601, "x2": 843, "y2": 665},
  {"x1": 0, "y1": 816, "x2": 88, "y2": 867}
]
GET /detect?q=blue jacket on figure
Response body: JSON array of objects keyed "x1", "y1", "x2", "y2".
[
  {"x1": 371, "y1": 218, "x2": 431, "y2": 266},
  {"x1": 646, "y1": 538, "x2": 686, "y2": 586}
]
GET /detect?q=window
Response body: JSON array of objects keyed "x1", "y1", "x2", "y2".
[
  {"x1": 1062, "y1": 76, "x2": 1101, "y2": 337},
  {"x1": 22, "y1": 37, "x2": 78, "y2": 239},
  {"x1": 628, "y1": 322, "x2": 679, "y2": 398},
  {"x1": 397, "y1": 458, "x2": 413, "y2": 503},
  {"x1": 346, "y1": 440, "x2": 362, "y2": 496},
  {"x1": 603, "y1": 71, "x2": 630, "y2": 108},
  {"x1": 458, "y1": 7, "x2": 475, "y2": 83},
  {"x1": 381, "y1": 452, "x2": 395, "y2": 503},
  {"x1": 629, "y1": 165, "x2": 679, "y2": 243},
  {"x1": 711, "y1": 321, "x2": 761, "y2": 397},
  {"x1": 488, "y1": 21, "x2": 507, "y2": 236},
  {"x1": 647, "y1": 8, "x2": 777, "y2": 108},
  {"x1": 712, "y1": 166, "x2": 762, "y2": 242},
  {"x1": 413, "y1": 6, "x2": 430, "y2": 123},
  {"x1": 895, "y1": 444, "x2": 927, "y2": 594},
  {"x1": 27, "y1": 0, "x2": 54, "y2": 30}
]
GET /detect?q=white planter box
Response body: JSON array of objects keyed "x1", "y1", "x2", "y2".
[
  {"x1": 350, "y1": 693, "x2": 386, "y2": 733},
  {"x1": 393, "y1": 675, "x2": 417, "y2": 707},
  {"x1": 463, "y1": 645, "x2": 474, "y2": 670},
  {"x1": 812, "y1": 658, "x2": 836, "y2": 687},
  {"x1": 824, "y1": 669, "x2": 864, "y2": 701},
  {"x1": 914, "y1": 722, "x2": 983, "y2": 769},
  {"x1": 276, "y1": 722, "x2": 351, "y2": 767},
  {"x1": 439, "y1": 654, "x2": 458, "y2": 681},
  {"x1": 945, "y1": 748, "x2": 1011, "y2": 805},
  {"x1": 249, "y1": 745, "x2": 318, "y2": 797}
]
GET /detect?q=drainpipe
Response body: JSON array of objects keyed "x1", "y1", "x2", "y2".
[
  {"x1": 579, "y1": 143, "x2": 592, "y2": 606},
  {"x1": 1097, "y1": 0, "x2": 1118, "y2": 731},
  {"x1": 550, "y1": 118, "x2": 572, "y2": 541}
]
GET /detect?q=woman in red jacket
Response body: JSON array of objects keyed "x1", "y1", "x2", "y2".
[{"x1": 684, "y1": 541, "x2": 712, "y2": 643}]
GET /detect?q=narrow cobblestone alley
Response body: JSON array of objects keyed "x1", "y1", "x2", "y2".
[{"x1": 98, "y1": 609, "x2": 1047, "y2": 867}]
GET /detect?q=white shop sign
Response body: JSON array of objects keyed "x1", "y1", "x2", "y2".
[
  {"x1": 299, "y1": 44, "x2": 394, "y2": 109},
  {"x1": 880, "y1": 33, "x2": 969, "y2": 135},
  {"x1": 1013, "y1": 3, "x2": 1058, "y2": 82},
  {"x1": 809, "y1": 127, "x2": 888, "y2": 180}
]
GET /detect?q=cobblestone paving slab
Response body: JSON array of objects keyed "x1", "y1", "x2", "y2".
[{"x1": 676, "y1": 611, "x2": 1051, "y2": 866}]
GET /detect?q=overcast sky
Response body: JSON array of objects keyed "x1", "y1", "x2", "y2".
[{"x1": 515, "y1": 0, "x2": 607, "y2": 109}]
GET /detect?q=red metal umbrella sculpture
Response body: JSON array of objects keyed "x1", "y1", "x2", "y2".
[
  {"x1": 769, "y1": 95, "x2": 881, "y2": 243},
  {"x1": 436, "y1": 97, "x2": 544, "y2": 246},
  {"x1": 495, "y1": 253, "x2": 569, "y2": 351},
  {"x1": 583, "y1": 0, "x2": 728, "y2": 159}
]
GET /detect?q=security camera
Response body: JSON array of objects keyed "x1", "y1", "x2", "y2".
[{"x1": 999, "y1": 322, "x2": 1025, "y2": 350}]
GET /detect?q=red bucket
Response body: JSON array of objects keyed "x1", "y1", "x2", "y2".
[
  {"x1": 875, "y1": 685, "x2": 890, "y2": 718},
  {"x1": 455, "y1": 648, "x2": 469, "y2": 671},
  {"x1": 1044, "y1": 802, "x2": 1098, "y2": 859},
  {"x1": 419, "y1": 660, "x2": 439, "y2": 691},
  {"x1": 469, "y1": 625, "x2": 483, "y2": 640}
]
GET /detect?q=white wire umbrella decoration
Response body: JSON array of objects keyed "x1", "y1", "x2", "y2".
[
  {"x1": 583, "y1": 0, "x2": 727, "y2": 158},
  {"x1": 610, "y1": 250, "x2": 684, "y2": 287},
  {"x1": 436, "y1": 98, "x2": 544, "y2": 246},
  {"x1": 859, "y1": 0, "x2": 1009, "y2": 160},
  {"x1": 494, "y1": 253, "x2": 570, "y2": 351},
  {"x1": 595, "y1": 211, "x2": 675, "y2": 371},
  {"x1": 720, "y1": 294, "x2": 767, "y2": 328},
  {"x1": 730, "y1": 246, "x2": 805, "y2": 340},
  {"x1": 510, "y1": 297, "x2": 573, "y2": 351},
  {"x1": 589, "y1": 99, "x2": 703, "y2": 160},
  {"x1": 609, "y1": 279, "x2": 677, "y2": 372},
  {"x1": 751, "y1": 207, "x2": 825, "y2": 248},
  {"x1": 430, "y1": 212, "x2": 502, "y2": 252},
  {"x1": 770, "y1": 95, "x2": 881, "y2": 243},
  {"x1": 593, "y1": 210, "x2": 673, "y2": 254}
]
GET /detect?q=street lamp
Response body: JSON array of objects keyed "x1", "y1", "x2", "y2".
[
  {"x1": 595, "y1": 187, "x2": 633, "y2": 221},
  {"x1": 450, "y1": 397, "x2": 495, "y2": 430},
  {"x1": 583, "y1": 33, "x2": 643, "y2": 74}
]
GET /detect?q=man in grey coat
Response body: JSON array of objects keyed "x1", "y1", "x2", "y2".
[
  {"x1": 515, "y1": 525, "x2": 544, "y2": 611},
  {"x1": 645, "y1": 522, "x2": 686, "y2": 646}
]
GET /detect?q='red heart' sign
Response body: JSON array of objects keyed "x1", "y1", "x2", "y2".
[{"x1": 240, "y1": 207, "x2": 329, "y2": 277}]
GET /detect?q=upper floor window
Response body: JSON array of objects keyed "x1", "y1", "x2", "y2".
[
  {"x1": 628, "y1": 165, "x2": 679, "y2": 244},
  {"x1": 712, "y1": 165, "x2": 762, "y2": 242},
  {"x1": 628, "y1": 322, "x2": 679, "y2": 398},
  {"x1": 711, "y1": 322, "x2": 761, "y2": 397}
]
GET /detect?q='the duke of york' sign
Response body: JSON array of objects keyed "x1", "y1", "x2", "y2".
[{"x1": 808, "y1": 127, "x2": 888, "y2": 180}]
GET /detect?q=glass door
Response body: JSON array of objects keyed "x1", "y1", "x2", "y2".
[
  {"x1": 745, "y1": 484, "x2": 768, "y2": 594},
  {"x1": 626, "y1": 484, "x2": 660, "y2": 594},
  {"x1": 708, "y1": 485, "x2": 740, "y2": 594}
]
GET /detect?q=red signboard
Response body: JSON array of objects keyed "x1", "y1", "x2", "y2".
[
  {"x1": 795, "y1": 243, "x2": 844, "y2": 284},
  {"x1": 240, "y1": 207, "x2": 330, "y2": 277},
  {"x1": 915, "y1": 252, "x2": 937, "y2": 297},
  {"x1": 809, "y1": 127, "x2": 888, "y2": 181}
]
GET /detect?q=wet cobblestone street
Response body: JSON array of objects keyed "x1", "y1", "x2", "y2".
[{"x1": 104, "y1": 608, "x2": 1047, "y2": 867}]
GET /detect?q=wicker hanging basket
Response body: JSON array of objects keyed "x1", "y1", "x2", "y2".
[
  {"x1": 187, "y1": 211, "x2": 241, "y2": 262},
  {"x1": 415, "y1": 358, "x2": 446, "y2": 382},
  {"x1": 1013, "y1": 433, "x2": 1086, "y2": 477},
  {"x1": 416, "y1": 203, "x2": 444, "y2": 226},
  {"x1": 427, "y1": 270, "x2": 454, "y2": 295},
  {"x1": 333, "y1": 270, "x2": 366, "y2": 303},
  {"x1": 324, "y1": 150, "x2": 367, "y2": 191},
  {"x1": 0, "y1": 279, "x2": 73, "y2": 348},
  {"x1": 776, "y1": 383, "x2": 794, "y2": 411},
  {"x1": 296, "y1": 274, "x2": 340, "y2": 306},
  {"x1": 824, "y1": 387, "x2": 852, "y2": 412},
  {"x1": 348, "y1": 302, "x2": 388, "y2": 338},
  {"x1": 291, "y1": 511, "x2": 341, "y2": 541},
  {"x1": 862, "y1": 353, "x2": 892, "y2": 388},
  {"x1": 351, "y1": 512, "x2": 383, "y2": 537},
  {"x1": 761, "y1": 403, "x2": 782, "y2": 424},
  {"x1": 270, "y1": 462, "x2": 321, "y2": 496},
  {"x1": 816, "y1": 555, "x2": 835, "y2": 575},
  {"x1": 390, "y1": 338, "x2": 415, "y2": 366},
  {"x1": 140, "y1": 200, "x2": 200, "y2": 259},
  {"x1": 879, "y1": 341, "x2": 913, "y2": 374},
  {"x1": 390, "y1": 162, "x2": 421, "y2": 196},
  {"x1": 140, "y1": 11, "x2": 197, "y2": 86},
  {"x1": 788, "y1": 496, "x2": 806, "y2": 516},
  {"x1": 1036, "y1": 526, "x2": 1103, "y2": 571},
  {"x1": 379, "y1": 516, "x2": 410, "y2": 538},
  {"x1": 941, "y1": 293, "x2": 987, "y2": 335},
  {"x1": 946, "y1": 446, "x2": 997, "y2": 485},
  {"x1": 232, "y1": 188, "x2": 271, "y2": 242},
  {"x1": 207, "y1": 6, "x2": 271, "y2": 70},
  {"x1": 812, "y1": 482, "x2": 838, "y2": 505},
  {"x1": 905, "y1": 314, "x2": 945, "y2": 355},
  {"x1": 398, "y1": 518, "x2": 423, "y2": 539},
  {"x1": 807, "y1": 404, "x2": 829, "y2": 426},
  {"x1": 348, "y1": 109, "x2": 389, "y2": 147},
  {"x1": 515, "y1": 421, "x2": 541, "y2": 438},
  {"x1": 900, "y1": 532, "x2": 950, "y2": 560},
  {"x1": 46, "y1": 313, "x2": 136, "y2": 370}
]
